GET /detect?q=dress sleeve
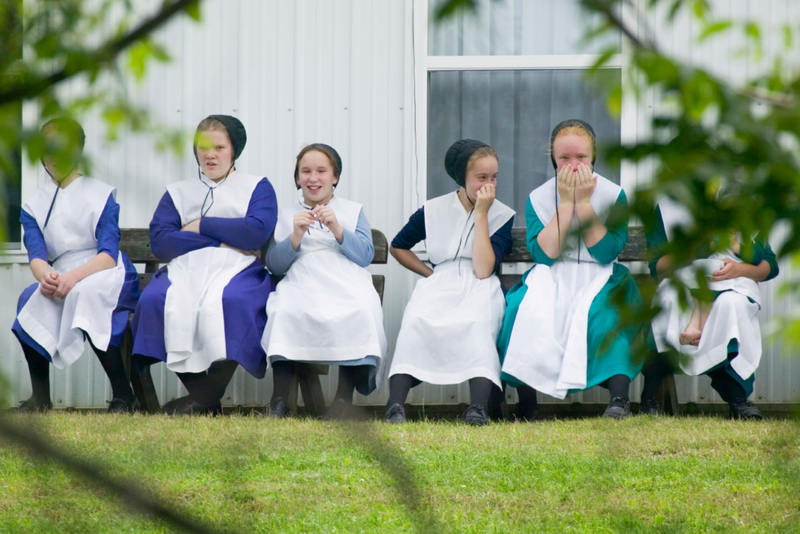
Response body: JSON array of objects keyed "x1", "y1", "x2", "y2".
[
  {"x1": 198, "y1": 178, "x2": 279, "y2": 250},
  {"x1": 95, "y1": 193, "x2": 120, "y2": 262},
  {"x1": 21, "y1": 209, "x2": 48, "y2": 263},
  {"x1": 646, "y1": 204, "x2": 668, "y2": 280},
  {"x1": 751, "y1": 240, "x2": 779, "y2": 281},
  {"x1": 150, "y1": 191, "x2": 221, "y2": 262},
  {"x1": 587, "y1": 189, "x2": 629, "y2": 265},
  {"x1": 340, "y1": 209, "x2": 375, "y2": 267},
  {"x1": 265, "y1": 235, "x2": 298, "y2": 276},
  {"x1": 490, "y1": 217, "x2": 513, "y2": 272},
  {"x1": 526, "y1": 196, "x2": 555, "y2": 266},
  {"x1": 391, "y1": 207, "x2": 426, "y2": 250}
]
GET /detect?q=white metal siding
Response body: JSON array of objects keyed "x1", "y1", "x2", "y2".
[{"x1": 3, "y1": 0, "x2": 799, "y2": 409}]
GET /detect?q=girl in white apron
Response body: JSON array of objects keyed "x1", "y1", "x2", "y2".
[
  {"x1": 385, "y1": 140, "x2": 515, "y2": 425},
  {"x1": 640, "y1": 197, "x2": 778, "y2": 419},
  {"x1": 262, "y1": 144, "x2": 387, "y2": 419},
  {"x1": 12, "y1": 118, "x2": 140, "y2": 413},
  {"x1": 497, "y1": 120, "x2": 643, "y2": 420},
  {"x1": 131, "y1": 115, "x2": 278, "y2": 415}
]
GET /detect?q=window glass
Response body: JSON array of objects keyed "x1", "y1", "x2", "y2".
[
  {"x1": 427, "y1": 68, "x2": 621, "y2": 221},
  {"x1": 428, "y1": 0, "x2": 621, "y2": 56}
]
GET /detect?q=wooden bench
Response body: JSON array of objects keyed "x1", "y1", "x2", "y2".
[
  {"x1": 498, "y1": 226, "x2": 679, "y2": 415},
  {"x1": 118, "y1": 228, "x2": 388, "y2": 415}
]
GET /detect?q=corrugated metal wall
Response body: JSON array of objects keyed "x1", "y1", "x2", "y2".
[{"x1": 2, "y1": 0, "x2": 798, "y2": 409}]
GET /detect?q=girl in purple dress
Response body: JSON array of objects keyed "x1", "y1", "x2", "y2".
[{"x1": 131, "y1": 115, "x2": 278, "y2": 414}]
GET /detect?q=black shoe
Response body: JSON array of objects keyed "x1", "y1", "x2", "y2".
[
  {"x1": 173, "y1": 399, "x2": 222, "y2": 416},
  {"x1": 639, "y1": 397, "x2": 660, "y2": 416},
  {"x1": 730, "y1": 401, "x2": 763, "y2": 420},
  {"x1": 268, "y1": 398, "x2": 289, "y2": 419},
  {"x1": 603, "y1": 397, "x2": 631, "y2": 419},
  {"x1": 162, "y1": 395, "x2": 192, "y2": 415},
  {"x1": 515, "y1": 403, "x2": 538, "y2": 422},
  {"x1": 14, "y1": 398, "x2": 52, "y2": 413},
  {"x1": 384, "y1": 403, "x2": 406, "y2": 424},
  {"x1": 107, "y1": 397, "x2": 140, "y2": 414},
  {"x1": 463, "y1": 404, "x2": 489, "y2": 426},
  {"x1": 323, "y1": 398, "x2": 355, "y2": 421}
]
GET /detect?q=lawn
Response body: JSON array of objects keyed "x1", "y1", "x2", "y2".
[{"x1": 0, "y1": 413, "x2": 798, "y2": 533}]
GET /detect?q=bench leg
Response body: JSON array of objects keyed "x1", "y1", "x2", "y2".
[
  {"x1": 657, "y1": 373, "x2": 680, "y2": 416},
  {"x1": 297, "y1": 364, "x2": 328, "y2": 417}
]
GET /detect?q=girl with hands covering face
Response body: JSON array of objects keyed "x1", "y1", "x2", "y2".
[
  {"x1": 131, "y1": 115, "x2": 278, "y2": 415},
  {"x1": 262, "y1": 144, "x2": 386, "y2": 420},
  {"x1": 385, "y1": 140, "x2": 515, "y2": 426},
  {"x1": 497, "y1": 120, "x2": 643, "y2": 421},
  {"x1": 13, "y1": 118, "x2": 140, "y2": 413},
  {"x1": 642, "y1": 197, "x2": 778, "y2": 419}
]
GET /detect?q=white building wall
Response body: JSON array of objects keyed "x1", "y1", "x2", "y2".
[{"x1": 2, "y1": 0, "x2": 798, "y2": 409}]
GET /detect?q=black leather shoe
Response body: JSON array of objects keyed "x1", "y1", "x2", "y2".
[
  {"x1": 463, "y1": 404, "x2": 489, "y2": 426},
  {"x1": 14, "y1": 398, "x2": 52, "y2": 413},
  {"x1": 162, "y1": 395, "x2": 192, "y2": 415},
  {"x1": 384, "y1": 403, "x2": 406, "y2": 424},
  {"x1": 268, "y1": 398, "x2": 289, "y2": 418},
  {"x1": 603, "y1": 397, "x2": 631, "y2": 419},
  {"x1": 730, "y1": 401, "x2": 763, "y2": 420},
  {"x1": 173, "y1": 399, "x2": 222, "y2": 416},
  {"x1": 107, "y1": 397, "x2": 140, "y2": 414},
  {"x1": 639, "y1": 397, "x2": 660, "y2": 416}
]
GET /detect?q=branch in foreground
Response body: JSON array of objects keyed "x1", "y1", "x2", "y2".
[
  {"x1": 0, "y1": 0, "x2": 199, "y2": 107},
  {"x1": 0, "y1": 415, "x2": 232, "y2": 534}
]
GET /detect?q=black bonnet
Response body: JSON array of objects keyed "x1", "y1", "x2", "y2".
[{"x1": 444, "y1": 139, "x2": 490, "y2": 187}]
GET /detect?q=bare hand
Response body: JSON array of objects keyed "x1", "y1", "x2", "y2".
[
  {"x1": 474, "y1": 184, "x2": 495, "y2": 215},
  {"x1": 313, "y1": 205, "x2": 342, "y2": 235},
  {"x1": 574, "y1": 164, "x2": 596, "y2": 204},
  {"x1": 710, "y1": 258, "x2": 743, "y2": 281},
  {"x1": 40, "y1": 270, "x2": 59, "y2": 298},
  {"x1": 220, "y1": 242, "x2": 258, "y2": 257},
  {"x1": 54, "y1": 270, "x2": 79, "y2": 299},
  {"x1": 557, "y1": 166, "x2": 575, "y2": 205},
  {"x1": 292, "y1": 210, "x2": 315, "y2": 239},
  {"x1": 181, "y1": 219, "x2": 201, "y2": 234}
]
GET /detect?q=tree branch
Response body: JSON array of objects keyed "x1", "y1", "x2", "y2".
[{"x1": 0, "y1": 0, "x2": 199, "y2": 107}]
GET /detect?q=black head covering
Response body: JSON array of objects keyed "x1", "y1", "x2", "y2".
[
  {"x1": 444, "y1": 139, "x2": 489, "y2": 187},
  {"x1": 549, "y1": 119, "x2": 596, "y2": 171},
  {"x1": 193, "y1": 114, "x2": 247, "y2": 164},
  {"x1": 294, "y1": 143, "x2": 343, "y2": 189}
]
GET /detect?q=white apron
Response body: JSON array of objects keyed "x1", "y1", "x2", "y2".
[
  {"x1": 261, "y1": 197, "x2": 387, "y2": 384},
  {"x1": 17, "y1": 177, "x2": 126, "y2": 369},
  {"x1": 389, "y1": 191, "x2": 515, "y2": 387},
  {"x1": 502, "y1": 175, "x2": 621, "y2": 398},
  {"x1": 162, "y1": 170, "x2": 263, "y2": 373},
  {"x1": 651, "y1": 197, "x2": 763, "y2": 378}
]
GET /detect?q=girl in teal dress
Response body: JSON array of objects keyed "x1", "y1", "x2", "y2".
[{"x1": 497, "y1": 120, "x2": 643, "y2": 420}]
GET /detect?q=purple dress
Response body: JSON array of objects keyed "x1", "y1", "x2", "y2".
[{"x1": 131, "y1": 173, "x2": 278, "y2": 378}]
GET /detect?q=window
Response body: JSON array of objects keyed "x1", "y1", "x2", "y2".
[
  {"x1": 409, "y1": 0, "x2": 632, "y2": 225},
  {"x1": 1, "y1": 0, "x2": 22, "y2": 245}
]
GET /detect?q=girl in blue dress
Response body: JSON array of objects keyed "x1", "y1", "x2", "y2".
[{"x1": 13, "y1": 118, "x2": 140, "y2": 413}]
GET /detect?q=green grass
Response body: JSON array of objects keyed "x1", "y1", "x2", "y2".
[{"x1": 0, "y1": 413, "x2": 798, "y2": 533}]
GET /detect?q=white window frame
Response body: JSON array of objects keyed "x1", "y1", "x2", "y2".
[{"x1": 403, "y1": 0, "x2": 639, "y2": 236}]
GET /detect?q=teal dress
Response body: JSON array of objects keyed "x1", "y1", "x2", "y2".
[
  {"x1": 497, "y1": 182, "x2": 643, "y2": 396},
  {"x1": 647, "y1": 204, "x2": 779, "y2": 397}
]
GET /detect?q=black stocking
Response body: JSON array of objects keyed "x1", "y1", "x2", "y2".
[{"x1": 21, "y1": 342, "x2": 50, "y2": 404}]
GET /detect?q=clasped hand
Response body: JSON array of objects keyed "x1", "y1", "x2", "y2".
[
  {"x1": 39, "y1": 270, "x2": 79, "y2": 299},
  {"x1": 557, "y1": 164, "x2": 595, "y2": 206},
  {"x1": 710, "y1": 258, "x2": 742, "y2": 281},
  {"x1": 293, "y1": 205, "x2": 341, "y2": 237}
]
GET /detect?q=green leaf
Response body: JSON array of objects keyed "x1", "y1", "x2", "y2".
[
  {"x1": 184, "y1": 0, "x2": 202, "y2": 22},
  {"x1": 127, "y1": 40, "x2": 151, "y2": 80},
  {"x1": 434, "y1": 0, "x2": 477, "y2": 22},
  {"x1": 698, "y1": 20, "x2": 732, "y2": 42},
  {"x1": 607, "y1": 85, "x2": 622, "y2": 117},
  {"x1": 745, "y1": 22, "x2": 761, "y2": 41}
]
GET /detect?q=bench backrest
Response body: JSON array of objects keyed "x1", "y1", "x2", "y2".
[{"x1": 120, "y1": 228, "x2": 389, "y2": 300}]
